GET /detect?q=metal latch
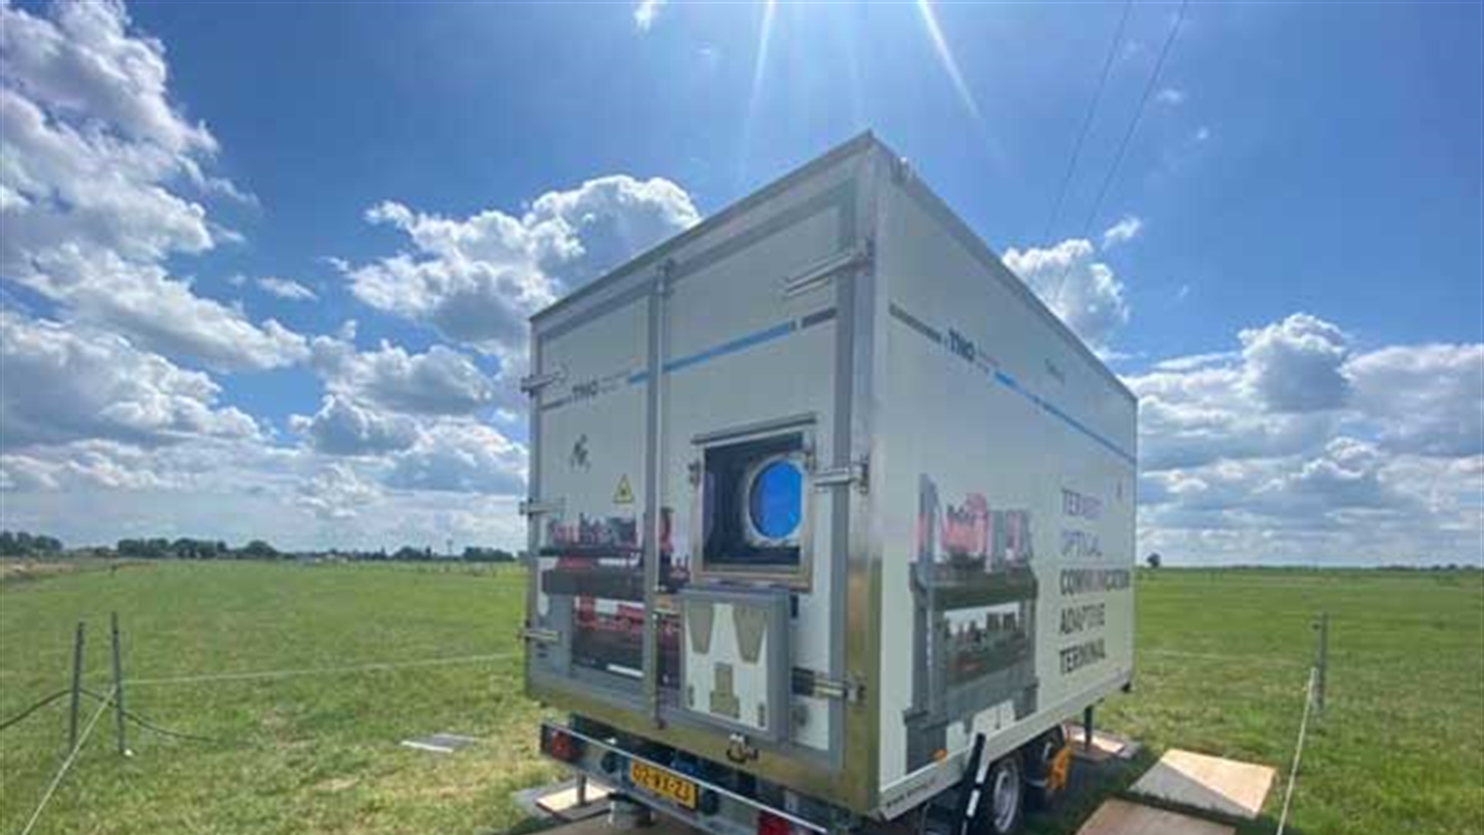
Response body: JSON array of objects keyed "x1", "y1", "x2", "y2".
[
  {"x1": 781, "y1": 245, "x2": 872, "y2": 298},
  {"x1": 796, "y1": 668, "x2": 866, "y2": 702},
  {"x1": 812, "y1": 458, "x2": 868, "y2": 493},
  {"x1": 520, "y1": 627, "x2": 560, "y2": 644},
  {"x1": 519, "y1": 498, "x2": 565, "y2": 516},
  {"x1": 520, "y1": 369, "x2": 565, "y2": 395}
]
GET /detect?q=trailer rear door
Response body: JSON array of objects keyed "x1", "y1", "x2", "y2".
[{"x1": 525, "y1": 154, "x2": 871, "y2": 798}]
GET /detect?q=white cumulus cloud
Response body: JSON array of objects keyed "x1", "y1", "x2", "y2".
[
  {"x1": 290, "y1": 396, "x2": 420, "y2": 457},
  {"x1": 1130, "y1": 313, "x2": 1483, "y2": 566},
  {"x1": 296, "y1": 463, "x2": 383, "y2": 521},
  {"x1": 1239, "y1": 313, "x2": 1352, "y2": 413},
  {"x1": 1155, "y1": 87, "x2": 1186, "y2": 106},
  {"x1": 1347, "y1": 343, "x2": 1484, "y2": 457},
  {"x1": 0, "y1": 310, "x2": 259, "y2": 451},
  {"x1": 308, "y1": 337, "x2": 498, "y2": 416},
  {"x1": 385, "y1": 421, "x2": 527, "y2": 495},
  {"x1": 634, "y1": 0, "x2": 667, "y2": 31},
  {"x1": 1003, "y1": 238, "x2": 1131, "y2": 349},
  {"x1": 256, "y1": 276, "x2": 318, "y2": 302},
  {"x1": 1101, "y1": 216, "x2": 1143, "y2": 248},
  {"x1": 0, "y1": 0, "x2": 305, "y2": 372},
  {"x1": 341, "y1": 174, "x2": 700, "y2": 373}
]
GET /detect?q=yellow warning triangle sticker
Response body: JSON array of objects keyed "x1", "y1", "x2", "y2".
[{"x1": 613, "y1": 474, "x2": 635, "y2": 505}]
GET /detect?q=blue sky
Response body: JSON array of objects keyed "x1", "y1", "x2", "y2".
[{"x1": 1, "y1": 0, "x2": 1480, "y2": 564}]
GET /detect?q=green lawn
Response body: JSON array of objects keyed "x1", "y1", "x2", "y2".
[
  {"x1": 1, "y1": 563, "x2": 1480, "y2": 835},
  {"x1": 1028, "y1": 567, "x2": 1484, "y2": 835},
  {"x1": 0, "y1": 561, "x2": 557, "y2": 835}
]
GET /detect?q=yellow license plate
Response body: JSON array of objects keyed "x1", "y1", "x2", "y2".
[{"x1": 629, "y1": 760, "x2": 697, "y2": 809}]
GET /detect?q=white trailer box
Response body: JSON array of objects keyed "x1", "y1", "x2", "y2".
[{"x1": 524, "y1": 133, "x2": 1136, "y2": 835}]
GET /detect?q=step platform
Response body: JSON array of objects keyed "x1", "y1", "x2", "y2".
[
  {"x1": 514, "y1": 777, "x2": 614, "y2": 822},
  {"x1": 1064, "y1": 724, "x2": 1142, "y2": 763},
  {"x1": 1129, "y1": 748, "x2": 1276, "y2": 820}
]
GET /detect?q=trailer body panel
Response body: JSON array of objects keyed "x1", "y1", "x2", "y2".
[
  {"x1": 524, "y1": 134, "x2": 1135, "y2": 825},
  {"x1": 869, "y1": 168, "x2": 1136, "y2": 812}
]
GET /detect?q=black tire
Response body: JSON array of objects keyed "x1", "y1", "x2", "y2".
[
  {"x1": 1022, "y1": 726, "x2": 1069, "y2": 811},
  {"x1": 975, "y1": 755, "x2": 1024, "y2": 835}
]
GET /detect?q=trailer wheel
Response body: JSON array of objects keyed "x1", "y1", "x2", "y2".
[
  {"x1": 976, "y1": 756, "x2": 1024, "y2": 835},
  {"x1": 1022, "y1": 726, "x2": 1069, "y2": 810}
]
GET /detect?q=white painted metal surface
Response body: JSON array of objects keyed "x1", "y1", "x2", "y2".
[{"x1": 523, "y1": 133, "x2": 1136, "y2": 821}]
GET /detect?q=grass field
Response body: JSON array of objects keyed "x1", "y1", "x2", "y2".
[{"x1": 1, "y1": 562, "x2": 1480, "y2": 835}]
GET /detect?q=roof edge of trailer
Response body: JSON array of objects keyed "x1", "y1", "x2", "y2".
[
  {"x1": 530, "y1": 130, "x2": 1136, "y2": 407},
  {"x1": 883, "y1": 154, "x2": 1139, "y2": 406},
  {"x1": 530, "y1": 131, "x2": 881, "y2": 327}
]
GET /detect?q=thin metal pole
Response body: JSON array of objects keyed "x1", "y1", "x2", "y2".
[
  {"x1": 1315, "y1": 612, "x2": 1329, "y2": 713},
  {"x1": 110, "y1": 612, "x2": 127, "y2": 755},
  {"x1": 67, "y1": 621, "x2": 85, "y2": 751},
  {"x1": 1083, "y1": 705, "x2": 1094, "y2": 747}
]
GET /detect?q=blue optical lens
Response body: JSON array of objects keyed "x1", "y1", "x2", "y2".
[{"x1": 749, "y1": 460, "x2": 802, "y2": 541}]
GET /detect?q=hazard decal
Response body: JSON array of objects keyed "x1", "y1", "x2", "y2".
[{"x1": 613, "y1": 474, "x2": 635, "y2": 505}]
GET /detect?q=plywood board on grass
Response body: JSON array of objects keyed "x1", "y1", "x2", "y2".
[
  {"x1": 1130, "y1": 749, "x2": 1275, "y2": 820},
  {"x1": 1075, "y1": 799, "x2": 1235, "y2": 835}
]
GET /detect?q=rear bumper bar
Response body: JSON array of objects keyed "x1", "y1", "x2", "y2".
[{"x1": 539, "y1": 720, "x2": 830, "y2": 835}]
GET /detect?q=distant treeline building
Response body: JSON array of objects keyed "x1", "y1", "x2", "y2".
[{"x1": 0, "y1": 530, "x2": 65, "y2": 557}]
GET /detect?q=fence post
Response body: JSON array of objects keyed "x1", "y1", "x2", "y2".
[
  {"x1": 1314, "y1": 612, "x2": 1328, "y2": 713},
  {"x1": 68, "y1": 621, "x2": 85, "y2": 752},
  {"x1": 110, "y1": 612, "x2": 128, "y2": 755}
]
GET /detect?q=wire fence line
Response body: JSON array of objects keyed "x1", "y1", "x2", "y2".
[
  {"x1": 0, "y1": 689, "x2": 73, "y2": 734},
  {"x1": 2, "y1": 651, "x2": 520, "y2": 739},
  {"x1": 5, "y1": 651, "x2": 523, "y2": 832},
  {"x1": 1138, "y1": 647, "x2": 1311, "y2": 668},
  {"x1": 1275, "y1": 667, "x2": 1320, "y2": 835},
  {"x1": 16, "y1": 686, "x2": 115, "y2": 835},
  {"x1": 122, "y1": 650, "x2": 520, "y2": 687}
]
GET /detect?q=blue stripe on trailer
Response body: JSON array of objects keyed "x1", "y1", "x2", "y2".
[
  {"x1": 663, "y1": 320, "x2": 798, "y2": 374},
  {"x1": 896, "y1": 309, "x2": 1135, "y2": 466}
]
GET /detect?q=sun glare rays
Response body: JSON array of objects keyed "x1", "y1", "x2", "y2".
[
  {"x1": 915, "y1": 0, "x2": 983, "y2": 124},
  {"x1": 739, "y1": 0, "x2": 779, "y2": 187}
]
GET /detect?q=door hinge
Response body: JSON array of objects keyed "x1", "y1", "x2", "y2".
[
  {"x1": 520, "y1": 369, "x2": 565, "y2": 396},
  {"x1": 781, "y1": 245, "x2": 872, "y2": 298},
  {"x1": 519, "y1": 498, "x2": 565, "y2": 516},
  {"x1": 520, "y1": 627, "x2": 561, "y2": 644},
  {"x1": 812, "y1": 458, "x2": 869, "y2": 493}
]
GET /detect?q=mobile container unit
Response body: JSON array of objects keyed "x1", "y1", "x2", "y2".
[{"x1": 523, "y1": 133, "x2": 1136, "y2": 835}]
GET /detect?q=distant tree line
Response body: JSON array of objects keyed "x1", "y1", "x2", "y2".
[
  {"x1": 15, "y1": 539, "x2": 516, "y2": 566},
  {"x1": 0, "y1": 530, "x2": 518, "y2": 564},
  {"x1": 114, "y1": 537, "x2": 283, "y2": 561},
  {"x1": 0, "y1": 530, "x2": 65, "y2": 557},
  {"x1": 379, "y1": 545, "x2": 517, "y2": 563}
]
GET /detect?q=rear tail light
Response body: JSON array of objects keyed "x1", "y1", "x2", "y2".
[
  {"x1": 542, "y1": 727, "x2": 584, "y2": 763},
  {"x1": 757, "y1": 812, "x2": 791, "y2": 835}
]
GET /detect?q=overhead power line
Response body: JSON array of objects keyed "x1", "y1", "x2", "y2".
[
  {"x1": 124, "y1": 651, "x2": 517, "y2": 687},
  {"x1": 1041, "y1": 0, "x2": 1134, "y2": 244},
  {"x1": 1078, "y1": 0, "x2": 1191, "y2": 238},
  {"x1": 1051, "y1": 0, "x2": 1190, "y2": 311}
]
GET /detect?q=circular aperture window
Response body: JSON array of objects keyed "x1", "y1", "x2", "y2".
[{"x1": 745, "y1": 457, "x2": 804, "y2": 545}]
